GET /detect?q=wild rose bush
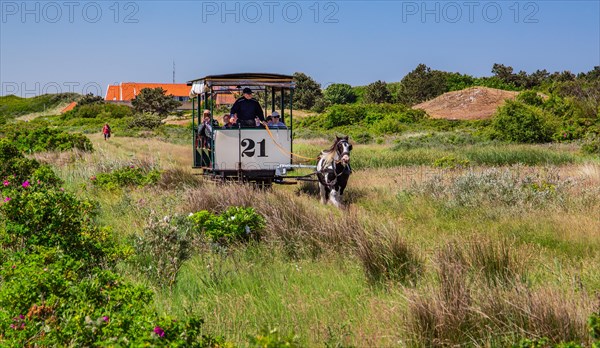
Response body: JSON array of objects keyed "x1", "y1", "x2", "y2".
[
  {"x1": 0, "y1": 123, "x2": 93, "y2": 153},
  {"x1": 0, "y1": 140, "x2": 225, "y2": 346},
  {"x1": 0, "y1": 249, "x2": 223, "y2": 347}
]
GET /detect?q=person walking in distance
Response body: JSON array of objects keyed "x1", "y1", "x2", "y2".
[{"x1": 102, "y1": 123, "x2": 111, "y2": 141}]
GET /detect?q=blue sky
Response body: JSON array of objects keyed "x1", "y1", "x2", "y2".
[{"x1": 1, "y1": 0, "x2": 599, "y2": 96}]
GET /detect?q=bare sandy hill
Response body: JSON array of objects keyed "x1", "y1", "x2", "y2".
[{"x1": 413, "y1": 87, "x2": 519, "y2": 120}]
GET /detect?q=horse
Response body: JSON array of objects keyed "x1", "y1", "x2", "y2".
[{"x1": 316, "y1": 136, "x2": 353, "y2": 208}]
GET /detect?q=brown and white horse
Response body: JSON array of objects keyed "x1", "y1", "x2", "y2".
[{"x1": 316, "y1": 136, "x2": 353, "y2": 208}]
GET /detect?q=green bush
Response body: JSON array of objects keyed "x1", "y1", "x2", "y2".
[
  {"x1": 517, "y1": 91, "x2": 544, "y2": 107},
  {"x1": 0, "y1": 184, "x2": 117, "y2": 265},
  {"x1": 320, "y1": 103, "x2": 425, "y2": 131},
  {"x1": 324, "y1": 104, "x2": 367, "y2": 128},
  {"x1": 0, "y1": 137, "x2": 225, "y2": 347},
  {"x1": 92, "y1": 166, "x2": 161, "y2": 190},
  {"x1": 0, "y1": 250, "x2": 222, "y2": 347},
  {"x1": 581, "y1": 135, "x2": 600, "y2": 155},
  {"x1": 0, "y1": 122, "x2": 93, "y2": 153},
  {"x1": 189, "y1": 207, "x2": 265, "y2": 244},
  {"x1": 433, "y1": 155, "x2": 470, "y2": 169},
  {"x1": 62, "y1": 103, "x2": 133, "y2": 120},
  {"x1": 491, "y1": 101, "x2": 558, "y2": 143},
  {"x1": 0, "y1": 140, "x2": 43, "y2": 185},
  {"x1": 128, "y1": 113, "x2": 164, "y2": 129},
  {"x1": 348, "y1": 130, "x2": 374, "y2": 144}
]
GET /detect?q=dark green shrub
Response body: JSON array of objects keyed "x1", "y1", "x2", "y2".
[{"x1": 491, "y1": 101, "x2": 558, "y2": 143}]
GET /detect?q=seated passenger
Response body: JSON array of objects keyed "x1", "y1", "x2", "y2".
[
  {"x1": 268, "y1": 111, "x2": 287, "y2": 129},
  {"x1": 197, "y1": 110, "x2": 213, "y2": 148},
  {"x1": 222, "y1": 114, "x2": 236, "y2": 129}
]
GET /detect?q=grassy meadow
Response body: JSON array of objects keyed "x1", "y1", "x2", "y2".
[{"x1": 32, "y1": 131, "x2": 600, "y2": 347}]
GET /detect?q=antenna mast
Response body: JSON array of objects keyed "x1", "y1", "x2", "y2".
[{"x1": 172, "y1": 61, "x2": 175, "y2": 83}]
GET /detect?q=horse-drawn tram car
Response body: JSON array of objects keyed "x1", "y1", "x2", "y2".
[{"x1": 188, "y1": 73, "x2": 311, "y2": 187}]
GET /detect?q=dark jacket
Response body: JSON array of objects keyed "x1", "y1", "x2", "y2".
[{"x1": 230, "y1": 97, "x2": 265, "y2": 122}]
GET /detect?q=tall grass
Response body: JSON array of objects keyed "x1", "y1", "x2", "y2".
[
  {"x1": 407, "y1": 240, "x2": 592, "y2": 346},
  {"x1": 33, "y1": 137, "x2": 600, "y2": 346}
]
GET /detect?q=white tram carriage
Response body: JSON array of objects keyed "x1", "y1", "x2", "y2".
[{"x1": 188, "y1": 73, "x2": 304, "y2": 186}]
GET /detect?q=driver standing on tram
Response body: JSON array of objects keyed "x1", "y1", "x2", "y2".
[{"x1": 230, "y1": 87, "x2": 266, "y2": 128}]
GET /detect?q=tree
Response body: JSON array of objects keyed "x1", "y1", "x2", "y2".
[
  {"x1": 131, "y1": 88, "x2": 181, "y2": 116},
  {"x1": 293, "y1": 72, "x2": 322, "y2": 110},
  {"x1": 492, "y1": 63, "x2": 516, "y2": 83},
  {"x1": 324, "y1": 83, "x2": 356, "y2": 105},
  {"x1": 396, "y1": 64, "x2": 447, "y2": 105},
  {"x1": 363, "y1": 80, "x2": 392, "y2": 104}
]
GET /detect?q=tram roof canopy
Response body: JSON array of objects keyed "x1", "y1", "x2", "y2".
[{"x1": 187, "y1": 73, "x2": 295, "y2": 88}]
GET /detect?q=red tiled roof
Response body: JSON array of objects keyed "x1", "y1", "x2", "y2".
[
  {"x1": 105, "y1": 85, "x2": 120, "y2": 101},
  {"x1": 104, "y1": 83, "x2": 191, "y2": 101},
  {"x1": 61, "y1": 102, "x2": 77, "y2": 113}
]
